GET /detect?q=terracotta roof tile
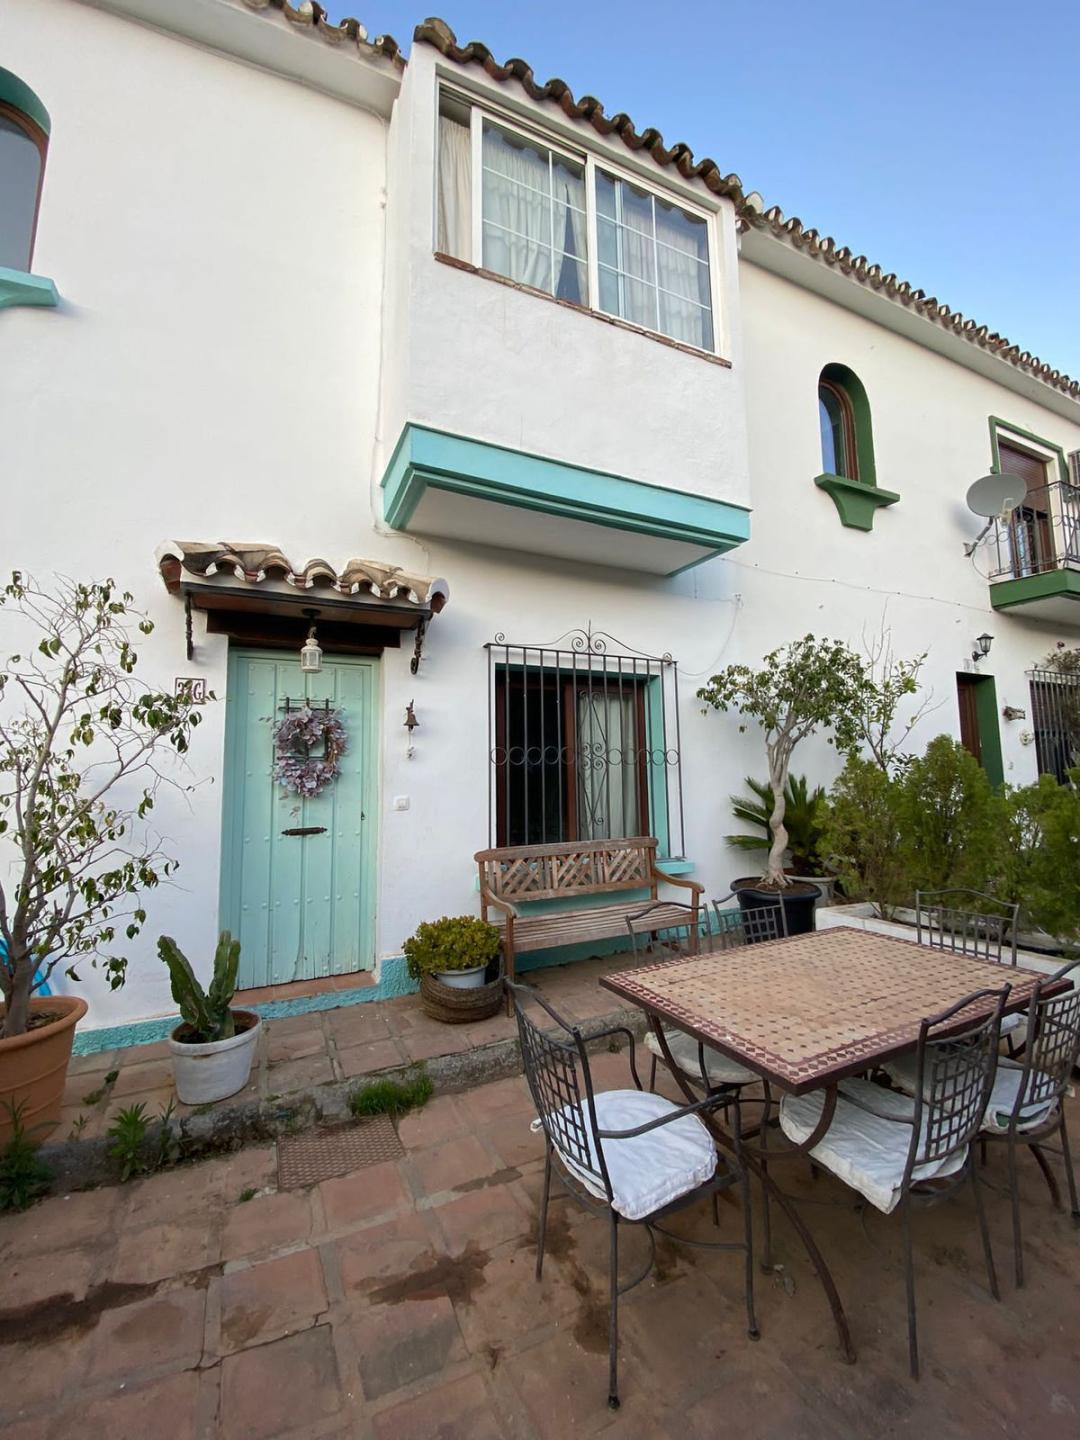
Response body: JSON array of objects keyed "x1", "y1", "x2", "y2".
[
  {"x1": 416, "y1": 17, "x2": 1079, "y2": 402},
  {"x1": 157, "y1": 541, "x2": 448, "y2": 610},
  {"x1": 239, "y1": 0, "x2": 403, "y2": 66}
]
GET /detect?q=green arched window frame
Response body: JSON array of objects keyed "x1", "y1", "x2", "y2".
[
  {"x1": 0, "y1": 65, "x2": 57, "y2": 311},
  {"x1": 814, "y1": 362, "x2": 898, "y2": 531}
]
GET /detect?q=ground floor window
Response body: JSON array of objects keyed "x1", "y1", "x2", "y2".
[
  {"x1": 487, "y1": 627, "x2": 684, "y2": 854},
  {"x1": 1029, "y1": 668, "x2": 1080, "y2": 783}
]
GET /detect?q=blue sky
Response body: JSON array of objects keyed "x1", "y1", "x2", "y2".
[{"x1": 324, "y1": 0, "x2": 1080, "y2": 379}]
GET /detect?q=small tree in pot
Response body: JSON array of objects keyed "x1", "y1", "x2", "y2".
[
  {"x1": 0, "y1": 574, "x2": 206, "y2": 1138},
  {"x1": 699, "y1": 636, "x2": 871, "y2": 893}
]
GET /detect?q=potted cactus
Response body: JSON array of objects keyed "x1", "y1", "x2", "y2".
[{"x1": 160, "y1": 931, "x2": 260, "y2": 1104}]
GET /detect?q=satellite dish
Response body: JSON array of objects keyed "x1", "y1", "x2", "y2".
[{"x1": 966, "y1": 472, "x2": 1024, "y2": 519}]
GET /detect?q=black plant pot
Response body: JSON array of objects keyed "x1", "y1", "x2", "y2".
[{"x1": 732, "y1": 878, "x2": 818, "y2": 937}]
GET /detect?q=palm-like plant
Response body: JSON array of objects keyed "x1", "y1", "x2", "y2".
[{"x1": 726, "y1": 775, "x2": 828, "y2": 875}]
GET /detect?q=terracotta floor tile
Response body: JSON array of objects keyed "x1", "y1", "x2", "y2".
[
  {"x1": 410, "y1": 1135, "x2": 500, "y2": 1199},
  {"x1": 121, "y1": 1162, "x2": 221, "y2": 1226},
  {"x1": 337, "y1": 1037, "x2": 407, "y2": 1078},
  {"x1": 199, "y1": 1144, "x2": 279, "y2": 1201},
  {"x1": 67, "y1": 1049, "x2": 120, "y2": 1077},
  {"x1": 219, "y1": 1326, "x2": 344, "y2": 1440},
  {"x1": 483, "y1": 1112, "x2": 544, "y2": 1170},
  {"x1": 319, "y1": 1161, "x2": 412, "y2": 1233},
  {"x1": 221, "y1": 1189, "x2": 313, "y2": 1261},
  {"x1": 451, "y1": 1243, "x2": 578, "y2": 1354},
  {"x1": 90, "y1": 1286, "x2": 206, "y2": 1380},
  {"x1": 266, "y1": 1023, "x2": 326, "y2": 1063},
  {"x1": 453, "y1": 1076, "x2": 535, "y2": 1126},
  {"x1": 265, "y1": 1052, "x2": 336, "y2": 1093},
  {"x1": 110, "y1": 1215, "x2": 220, "y2": 1285},
  {"x1": 0, "y1": 1244, "x2": 98, "y2": 1308},
  {"x1": 351, "y1": 1294, "x2": 467, "y2": 1401},
  {"x1": 395, "y1": 1094, "x2": 472, "y2": 1150},
  {"x1": 334, "y1": 1212, "x2": 437, "y2": 1294},
  {"x1": 218, "y1": 1247, "x2": 327, "y2": 1354},
  {"x1": 431, "y1": 1185, "x2": 533, "y2": 1257},
  {"x1": 0, "y1": 1185, "x2": 123, "y2": 1256},
  {"x1": 328, "y1": 1006, "x2": 393, "y2": 1045},
  {"x1": 399, "y1": 1028, "x2": 464, "y2": 1063},
  {"x1": 111, "y1": 1058, "x2": 176, "y2": 1098},
  {"x1": 372, "y1": 1371, "x2": 509, "y2": 1440},
  {"x1": 101, "y1": 1084, "x2": 176, "y2": 1125},
  {"x1": 59, "y1": 1369, "x2": 202, "y2": 1440},
  {"x1": 0, "y1": 1331, "x2": 94, "y2": 1417}
]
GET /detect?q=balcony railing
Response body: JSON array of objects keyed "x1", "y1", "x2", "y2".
[{"x1": 989, "y1": 481, "x2": 1080, "y2": 581}]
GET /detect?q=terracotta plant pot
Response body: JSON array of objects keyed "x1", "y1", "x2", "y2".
[{"x1": 0, "y1": 995, "x2": 88, "y2": 1145}]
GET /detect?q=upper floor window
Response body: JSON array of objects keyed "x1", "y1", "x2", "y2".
[
  {"x1": 817, "y1": 363, "x2": 875, "y2": 484},
  {"x1": 0, "y1": 67, "x2": 49, "y2": 272},
  {"x1": 437, "y1": 91, "x2": 718, "y2": 354}
]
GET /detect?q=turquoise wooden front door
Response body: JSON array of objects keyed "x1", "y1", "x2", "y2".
[{"x1": 220, "y1": 650, "x2": 378, "y2": 989}]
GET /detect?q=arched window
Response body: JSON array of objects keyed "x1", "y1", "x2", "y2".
[
  {"x1": 814, "y1": 363, "x2": 897, "y2": 530},
  {"x1": 0, "y1": 67, "x2": 50, "y2": 272}
]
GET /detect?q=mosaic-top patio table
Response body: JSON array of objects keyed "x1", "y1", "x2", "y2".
[{"x1": 600, "y1": 924, "x2": 1056, "y2": 1362}]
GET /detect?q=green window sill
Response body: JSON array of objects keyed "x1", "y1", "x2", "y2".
[
  {"x1": 814, "y1": 473, "x2": 899, "y2": 532},
  {"x1": 0, "y1": 267, "x2": 59, "y2": 311}
]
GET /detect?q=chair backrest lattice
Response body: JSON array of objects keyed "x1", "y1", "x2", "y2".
[
  {"x1": 506, "y1": 979, "x2": 610, "y2": 1198},
  {"x1": 908, "y1": 986, "x2": 1009, "y2": 1171},
  {"x1": 915, "y1": 889, "x2": 1019, "y2": 966},
  {"x1": 712, "y1": 894, "x2": 787, "y2": 947},
  {"x1": 1018, "y1": 961, "x2": 1080, "y2": 1111}
]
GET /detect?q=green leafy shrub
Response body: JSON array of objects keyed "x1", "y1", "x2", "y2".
[
  {"x1": 1001, "y1": 771, "x2": 1080, "y2": 944},
  {"x1": 894, "y1": 737, "x2": 1004, "y2": 894},
  {"x1": 159, "y1": 930, "x2": 241, "y2": 1042},
  {"x1": 820, "y1": 757, "x2": 907, "y2": 915},
  {"x1": 0, "y1": 1103, "x2": 53, "y2": 1211},
  {"x1": 727, "y1": 774, "x2": 828, "y2": 874},
  {"x1": 106, "y1": 1098, "x2": 177, "y2": 1181},
  {"x1": 350, "y1": 1066, "x2": 433, "y2": 1118},
  {"x1": 403, "y1": 916, "x2": 501, "y2": 982}
]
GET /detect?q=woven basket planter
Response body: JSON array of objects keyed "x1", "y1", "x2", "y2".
[{"x1": 419, "y1": 963, "x2": 504, "y2": 1024}]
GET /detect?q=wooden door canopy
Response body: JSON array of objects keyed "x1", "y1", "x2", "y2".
[{"x1": 156, "y1": 541, "x2": 448, "y2": 664}]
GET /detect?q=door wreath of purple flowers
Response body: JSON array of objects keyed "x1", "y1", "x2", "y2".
[{"x1": 273, "y1": 705, "x2": 348, "y2": 797}]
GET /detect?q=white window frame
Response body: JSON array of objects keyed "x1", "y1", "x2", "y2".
[{"x1": 438, "y1": 86, "x2": 722, "y2": 357}]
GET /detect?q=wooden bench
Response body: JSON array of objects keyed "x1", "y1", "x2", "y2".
[{"x1": 474, "y1": 837, "x2": 703, "y2": 1000}]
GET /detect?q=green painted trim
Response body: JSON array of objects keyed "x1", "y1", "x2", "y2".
[
  {"x1": 989, "y1": 568, "x2": 1080, "y2": 611},
  {"x1": 0, "y1": 66, "x2": 50, "y2": 134},
  {"x1": 814, "y1": 473, "x2": 900, "y2": 531},
  {"x1": 0, "y1": 268, "x2": 58, "y2": 311},
  {"x1": 972, "y1": 674, "x2": 1004, "y2": 788},
  {"x1": 988, "y1": 415, "x2": 1069, "y2": 486},
  {"x1": 381, "y1": 423, "x2": 751, "y2": 574},
  {"x1": 822, "y1": 363, "x2": 877, "y2": 487}
]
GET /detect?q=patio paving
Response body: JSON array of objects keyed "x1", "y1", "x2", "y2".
[
  {"x1": 59, "y1": 955, "x2": 638, "y2": 1142},
  {"x1": 4, "y1": 1046, "x2": 1080, "y2": 1437}
]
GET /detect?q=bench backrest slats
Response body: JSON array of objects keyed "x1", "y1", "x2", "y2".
[{"x1": 475, "y1": 837, "x2": 657, "y2": 903}]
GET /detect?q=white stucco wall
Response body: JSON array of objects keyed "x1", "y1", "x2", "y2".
[
  {"x1": 4, "y1": 3, "x2": 1079, "y2": 1037},
  {"x1": 378, "y1": 45, "x2": 752, "y2": 510}
]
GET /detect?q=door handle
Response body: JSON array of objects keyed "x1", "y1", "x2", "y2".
[{"x1": 281, "y1": 826, "x2": 328, "y2": 837}]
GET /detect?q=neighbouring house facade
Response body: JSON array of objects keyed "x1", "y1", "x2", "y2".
[{"x1": 3, "y1": 0, "x2": 1079, "y2": 1042}]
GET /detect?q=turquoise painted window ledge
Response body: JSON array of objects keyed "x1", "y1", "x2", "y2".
[
  {"x1": 0, "y1": 267, "x2": 59, "y2": 311},
  {"x1": 381, "y1": 423, "x2": 751, "y2": 572},
  {"x1": 814, "y1": 473, "x2": 899, "y2": 532}
]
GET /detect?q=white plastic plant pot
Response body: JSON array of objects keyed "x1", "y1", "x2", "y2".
[
  {"x1": 168, "y1": 1010, "x2": 261, "y2": 1104},
  {"x1": 434, "y1": 964, "x2": 488, "y2": 990}
]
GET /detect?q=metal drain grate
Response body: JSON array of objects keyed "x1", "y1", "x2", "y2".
[{"x1": 277, "y1": 1116, "x2": 404, "y2": 1190}]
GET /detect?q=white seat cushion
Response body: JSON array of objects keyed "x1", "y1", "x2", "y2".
[
  {"x1": 884, "y1": 1054, "x2": 1057, "y2": 1135},
  {"x1": 645, "y1": 1027, "x2": 758, "y2": 1087},
  {"x1": 779, "y1": 1078, "x2": 965, "y2": 1215},
  {"x1": 545, "y1": 1088, "x2": 717, "y2": 1222}
]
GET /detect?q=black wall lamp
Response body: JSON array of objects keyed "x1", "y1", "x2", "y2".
[{"x1": 972, "y1": 633, "x2": 993, "y2": 663}]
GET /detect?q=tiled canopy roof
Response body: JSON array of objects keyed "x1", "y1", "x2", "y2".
[
  {"x1": 414, "y1": 17, "x2": 1079, "y2": 403},
  {"x1": 157, "y1": 542, "x2": 448, "y2": 611}
]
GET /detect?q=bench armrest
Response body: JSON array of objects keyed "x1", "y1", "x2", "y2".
[
  {"x1": 479, "y1": 887, "x2": 520, "y2": 921},
  {"x1": 650, "y1": 865, "x2": 703, "y2": 900}
]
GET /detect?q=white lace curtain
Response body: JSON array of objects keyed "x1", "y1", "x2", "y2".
[
  {"x1": 575, "y1": 690, "x2": 640, "y2": 840},
  {"x1": 437, "y1": 115, "x2": 471, "y2": 260}
]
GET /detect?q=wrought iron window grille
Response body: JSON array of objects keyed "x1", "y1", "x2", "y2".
[
  {"x1": 485, "y1": 624, "x2": 685, "y2": 854},
  {"x1": 1028, "y1": 667, "x2": 1080, "y2": 783}
]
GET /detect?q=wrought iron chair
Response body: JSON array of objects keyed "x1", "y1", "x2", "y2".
[
  {"x1": 779, "y1": 985, "x2": 1010, "y2": 1379},
  {"x1": 890, "y1": 961, "x2": 1080, "y2": 1287},
  {"x1": 915, "y1": 888, "x2": 1022, "y2": 1049},
  {"x1": 915, "y1": 889, "x2": 1019, "y2": 966},
  {"x1": 507, "y1": 978, "x2": 759, "y2": 1410},
  {"x1": 626, "y1": 897, "x2": 785, "y2": 1095}
]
